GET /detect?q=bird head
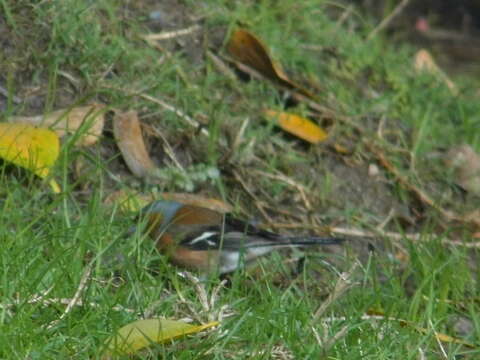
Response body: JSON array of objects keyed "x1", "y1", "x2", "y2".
[{"x1": 138, "y1": 200, "x2": 184, "y2": 234}]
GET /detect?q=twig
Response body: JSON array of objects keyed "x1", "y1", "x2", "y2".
[
  {"x1": 331, "y1": 225, "x2": 480, "y2": 248},
  {"x1": 251, "y1": 169, "x2": 312, "y2": 211},
  {"x1": 138, "y1": 93, "x2": 210, "y2": 137},
  {"x1": 101, "y1": 86, "x2": 211, "y2": 138},
  {"x1": 62, "y1": 264, "x2": 92, "y2": 319},
  {"x1": 185, "y1": 272, "x2": 210, "y2": 313},
  {"x1": 330, "y1": 5, "x2": 355, "y2": 35},
  {"x1": 312, "y1": 262, "x2": 358, "y2": 322},
  {"x1": 430, "y1": 319, "x2": 448, "y2": 359},
  {"x1": 143, "y1": 25, "x2": 201, "y2": 41},
  {"x1": 367, "y1": 0, "x2": 411, "y2": 40},
  {"x1": 150, "y1": 124, "x2": 186, "y2": 172},
  {"x1": 206, "y1": 50, "x2": 237, "y2": 80},
  {"x1": 47, "y1": 263, "x2": 93, "y2": 328},
  {"x1": 312, "y1": 324, "x2": 349, "y2": 354},
  {"x1": 232, "y1": 169, "x2": 274, "y2": 223}
]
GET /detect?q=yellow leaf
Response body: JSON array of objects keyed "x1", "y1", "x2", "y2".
[
  {"x1": 104, "y1": 318, "x2": 219, "y2": 356},
  {"x1": 264, "y1": 110, "x2": 328, "y2": 144},
  {"x1": 0, "y1": 123, "x2": 59, "y2": 180},
  {"x1": 227, "y1": 29, "x2": 315, "y2": 99}
]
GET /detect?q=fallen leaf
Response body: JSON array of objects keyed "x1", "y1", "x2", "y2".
[
  {"x1": 12, "y1": 104, "x2": 106, "y2": 146},
  {"x1": 444, "y1": 144, "x2": 480, "y2": 196},
  {"x1": 414, "y1": 49, "x2": 457, "y2": 94},
  {"x1": 104, "y1": 318, "x2": 219, "y2": 356},
  {"x1": 161, "y1": 193, "x2": 233, "y2": 213},
  {"x1": 263, "y1": 109, "x2": 328, "y2": 144},
  {"x1": 0, "y1": 123, "x2": 60, "y2": 192},
  {"x1": 113, "y1": 111, "x2": 156, "y2": 178},
  {"x1": 104, "y1": 189, "x2": 233, "y2": 214},
  {"x1": 227, "y1": 29, "x2": 315, "y2": 98}
]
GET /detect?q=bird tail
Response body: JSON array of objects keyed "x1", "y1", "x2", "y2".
[
  {"x1": 243, "y1": 236, "x2": 344, "y2": 248},
  {"x1": 281, "y1": 236, "x2": 344, "y2": 246}
]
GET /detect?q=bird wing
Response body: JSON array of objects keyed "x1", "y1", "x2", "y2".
[
  {"x1": 172, "y1": 214, "x2": 343, "y2": 251},
  {"x1": 175, "y1": 215, "x2": 287, "y2": 251}
]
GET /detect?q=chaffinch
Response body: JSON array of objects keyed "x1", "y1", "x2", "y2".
[{"x1": 135, "y1": 200, "x2": 343, "y2": 275}]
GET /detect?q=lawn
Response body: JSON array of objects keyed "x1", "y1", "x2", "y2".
[{"x1": 0, "y1": 0, "x2": 479, "y2": 358}]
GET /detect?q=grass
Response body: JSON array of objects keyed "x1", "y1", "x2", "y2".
[{"x1": 0, "y1": 0, "x2": 479, "y2": 358}]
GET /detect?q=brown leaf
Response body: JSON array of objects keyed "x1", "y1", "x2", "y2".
[
  {"x1": 161, "y1": 193, "x2": 233, "y2": 213},
  {"x1": 227, "y1": 29, "x2": 315, "y2": 99},
  {"x1": 113, "y1": 111, "x2": 156, "y2": 178},
  {"x1": 12, "y1": 104, "x2": 106, "y2": 146},
  {"x1": 263, "y1": 109, "x2": 327, "y2": 144},
  {"x1": 104, "y1": 189, "x2": 233, "y2": 214}
]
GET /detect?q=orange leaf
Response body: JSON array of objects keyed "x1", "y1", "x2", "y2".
[
  {"x1": 227, "y1": 29, "x2": 315, "y2": 99},
  {"x1": 264, "y1": 110, "x2": 328, "y2": 144}
]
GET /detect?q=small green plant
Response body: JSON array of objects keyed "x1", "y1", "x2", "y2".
[{"x1": 152, "y1": 164, "x2": 220, "y2": 192}]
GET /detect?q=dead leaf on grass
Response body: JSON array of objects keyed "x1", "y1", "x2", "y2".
[
  {"x1": 12, "y1": 104, "x2": 106, "y2": 147},
  {"x1": 263, "y1": 109, "x2": 328, "y2": 144},
  {"x1": 161, "y1": 193, "x2": 233, "y2": 213},
  {"x1": 113, "y1": 111, "x2": 157, "y2": 178},
  {"x1": 0, "y1": 123, "x2": 60, "y2": 192},
  {"x1": 227, "y1": 29, "x2": 315, "y2": 99},
  {"x1": 444, "y1": 144, "x2": 480, "y2": 196},
  {"x1": 414, "y1": 49, "x2": 457, "y2": 94},
  {"x1": 105, "y1": 189, "x2": 233, "y2": 214},
  {"x1": 103, "y1": 318, "x2": 219, "y2": 357}
]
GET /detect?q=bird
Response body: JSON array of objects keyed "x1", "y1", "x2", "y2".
[{"x1": 134, "y1": 200, "x2": 343, "y2": 275}]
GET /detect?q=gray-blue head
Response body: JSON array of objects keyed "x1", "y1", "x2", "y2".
[
  {"x1": 127, "y1": 200, "x2": 184, "y2": 237},
  {"x1": 141, "y1": 200, "x2": 184, "y2": 227}
]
